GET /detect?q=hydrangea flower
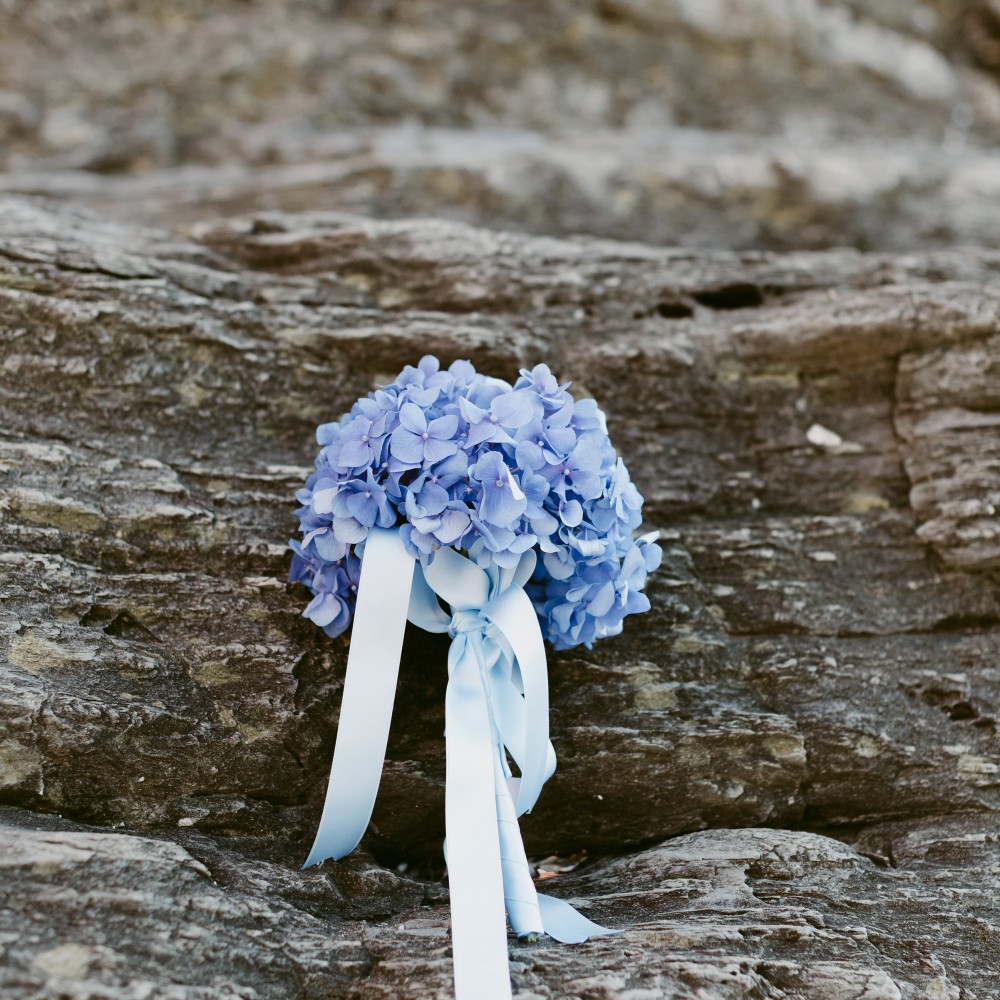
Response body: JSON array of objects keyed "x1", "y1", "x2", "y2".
[{"x1": 290, "y1": 355, "x2": 660, "y2": 649}]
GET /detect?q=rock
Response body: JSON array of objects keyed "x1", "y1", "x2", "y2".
[
  {"x1": 0, "y1": 807, "x2": 378, "y2": 1000},
  {"x1": 896, "y1": 334, "x2": 1000, "y2": 571},
  {"x1": 1, "y1": 198, "x2": 998, "y2": 874},
  {"x1": 3, "y1": 3, "x2": 1000, "y2": 252},
  {"x1": 3, "y1": 807, "x2": 995, "y2": 998},
  {"x1": 3, "y1": 4, "x2": 998, "y2": 993},
  {"x1": 8, "y1": 128, "x2": 1000, "y2": 253}
]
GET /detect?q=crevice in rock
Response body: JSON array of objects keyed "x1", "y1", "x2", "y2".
[
  {"x1": 654, "y1": 300, "x2": 695, "y2": 319},
  {"x1": 693, "y1": 283, "x2": 765, "y2": 311}
]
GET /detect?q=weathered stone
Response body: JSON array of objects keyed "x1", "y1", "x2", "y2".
[
  {"x1": 3, "y1": 1, "x2": 996, "y2": 170},
  {"x1": 7, "y1": 128, "x2": 1000, "y2": 254},
  {"x1": 3, "y1": 808, "x2": 997, "y2": 998},
  {"x1": 1, "y1": 199, "x2": 998, "y2": 876},
  {"x1": 1, "y1": 193, "x2": 998, "y2": 996},
  {"x1": 896, "y1": 333, "x2": 1000, "y2": 571},
  {"x1": 3, "y1": 3, "x2": 998, "y2": 993},
  {"x1": 3, "y1": 2, "x2": 1000, "y2": 253}
]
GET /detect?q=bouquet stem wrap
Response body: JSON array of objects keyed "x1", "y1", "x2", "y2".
[{"x1": 304, "y1": 527, "x2": 616, "y2": 1000}]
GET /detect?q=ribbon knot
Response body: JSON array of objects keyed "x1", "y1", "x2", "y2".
[{"x1": 448, "y1": 607, "x2": 492, "y2": 639}]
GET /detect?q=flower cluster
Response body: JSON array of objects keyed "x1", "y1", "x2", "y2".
[{"x1": 290, "y1": 356, "x2": 660, "y2": 649}]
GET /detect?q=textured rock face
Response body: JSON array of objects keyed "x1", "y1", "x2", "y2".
[
  {"x1": 3, "y1": 2, "x2": 1000, "y2": 252},
  {"x1": 5, "y1": 0, "x2": 996, "y2": 163},
  {"x1": 2, "y1": 199, "x2": 999, "y2": 856},
  {"x1": 4, "y1": 807, "x2": 998, "y2": 999},
  {"x1": 9, "y1": 127, "x2": 1000, "y2": 253},
  {"x1": 2, "y1": 6, "x2": 1000, "y2": 993},
  {"x1": 1, "y1": 195, "x2": 999, "y2": 995}
]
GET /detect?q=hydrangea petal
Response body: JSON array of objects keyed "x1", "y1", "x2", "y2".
[
  {"x1": 304, "y1": 591, "x2": 345, "y2": 630},
  {"x1": 424, "y1": 436, "x2": 459, "y2": 464},
  {"x1": 332, "y1": 517, "x2": 367, "y2": 543},
  {"x1": 436, "y1": 508, "x2": 472, "y2": 545},
  {"x1": 491, "y1": 390, "x2": 534, "y2": 428},
  {"x1": 586, "y1": 581, "x2": 616, "y2": 617},
  {"x1": 389, "y1": 427, "x2": 426, "y2": 464},
  {"x1": 339, "y1": 440, "x2": 372, "y2": 467},
  {"x1": 398, "y1": 402, "x2": 428, "y2": 434},
  {"x1": 560, "y1": 500, "x2": 583, "y2": 527},
  {"x1": 428, "y1": 413, "x2": 459, "y2": 439},
  {"x1": 346, "y1": 491, "x2": 379, "y2": 527}
]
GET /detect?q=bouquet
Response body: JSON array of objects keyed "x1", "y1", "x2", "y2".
[
  {"x1": 291, "y1": 355, "x2": 660, "y2": 648},
  {"x1": 290, "y1": 356, "x2": 660, "y2": 1000}
]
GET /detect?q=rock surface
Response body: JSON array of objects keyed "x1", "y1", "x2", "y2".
[
  {"x1": 4, "y1": 2, "x2": 1000, "y2": 252},
  {"x1": 4, "y1": 805, "x2": 999, "y2": 999},
  {"x1": 7, "y1": 126, "x2": 1000, "y2": 253},
  {"x1": 1, "y1": 194, "x2": 999, "y2": 995},
  {"x1": 7, "y1": 0, "x2": 998, "y2": 164},
  {"x1": 4, "y1": 3, "x2": 1000, "y2": 995}
]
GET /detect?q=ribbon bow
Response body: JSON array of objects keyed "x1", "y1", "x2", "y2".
[{"x1": 303, "y1": 528, "x2": 616, "y2": 1000}]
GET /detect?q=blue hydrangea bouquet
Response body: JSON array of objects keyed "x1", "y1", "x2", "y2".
[{"x1": 290, "y1": 356, "x2": 660, "y2": 1000}]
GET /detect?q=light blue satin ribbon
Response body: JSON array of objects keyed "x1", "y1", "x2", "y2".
[{"x1": 304, "y1": 528, "x2": 618, "y2": 1000}]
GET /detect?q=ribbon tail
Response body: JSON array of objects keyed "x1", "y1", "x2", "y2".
[
  {"x1": 445, "y1": 634, "x2": 513, "y2": 1000},
  {"x1": 492, "y1": 710, "x2": 544, "y2": 939},
  {"x1": 536, "y1": 894, "x2": 620, "y2": 944},
  {"x1": 489, "y1": 666, "x2": 558, "y2": 807},
  {"x1": 303, "y1": 528, "x2": 415, "y2": 867}
]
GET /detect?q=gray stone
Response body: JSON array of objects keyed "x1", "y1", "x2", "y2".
[
  {"x1": 3, "y1": 2, "x2": 999, "y2": 993},
  {"x1": 1, "y1": 196, "x2": 998, "y2": 995},
  {"x1": 3, "y1": 2, "x2": 1000, "y2": 253},
  {"x1": 3, "y1": 807, "x2": 998, "y2": 998},
  {"x1": 6, "y1": 128, "x2": 1000, "y2": 253}
]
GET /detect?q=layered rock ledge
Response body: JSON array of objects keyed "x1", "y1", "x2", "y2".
[{"x1": 1, "y1": 196, "x2": 998, "y2": 997}]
